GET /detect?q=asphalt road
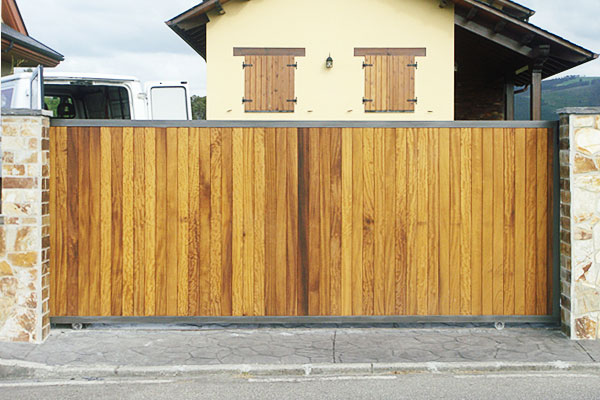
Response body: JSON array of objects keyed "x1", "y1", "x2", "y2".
[{"x1": 2, "y1": 372, "x2": 599, "y2": 399}]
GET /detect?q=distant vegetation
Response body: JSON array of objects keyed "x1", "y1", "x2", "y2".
[
  {"x1": 191, "y1": 95, "x2": 206, "y2": 120},
  {"x1": 515, "y1": 75, "x2": 600, "y2": 120}
]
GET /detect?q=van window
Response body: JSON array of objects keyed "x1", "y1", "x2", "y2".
[
  {"x1": 150, "y1": 86, "x2": 188, "y2": 119},
  {"x1": 44, "y1": 84, "x2": 132, "y2": 119},
  {"x1": 1, "y1": 87, "x2": 14, "y2": 108}
]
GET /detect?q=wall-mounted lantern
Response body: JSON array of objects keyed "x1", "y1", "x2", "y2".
[{"x1": 326, "y1": 54, "x2": 333, "y2": 69}]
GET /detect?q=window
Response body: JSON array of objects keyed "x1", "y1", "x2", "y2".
[
  {"x1": 355, "y1": 48, "x2": 426, "y2": 112},
  {"x1": 150, "y1": 86, "x2": 189, "y2": 120},
  {"x1": 234, "y1": 48, "x2": 305, "y2": 112},
  {"x1": 1, "y1": 87, "x2": 14, "y2": 108}
]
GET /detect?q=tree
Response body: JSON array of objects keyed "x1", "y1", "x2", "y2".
[{"x1": 191, "y1": 95, "x2": 206, "y2": 120}]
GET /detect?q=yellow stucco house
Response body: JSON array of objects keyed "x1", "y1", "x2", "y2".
[{"x1": 167, "y1": 0, "x2": 597, "y2": 121}]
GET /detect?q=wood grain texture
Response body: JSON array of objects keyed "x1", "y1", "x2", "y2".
[{"x1": 50, "y1": 126, "x2": 554, "y2": 317}]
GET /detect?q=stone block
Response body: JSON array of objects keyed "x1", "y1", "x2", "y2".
[
  {"x1": 7, "y1": 252, "x2": 38, "y2": 268},
  {"x1": 2, "y1": 177, "x2": 37, "y2": 189},
  {"x1": 575, "y1": 284, "x2": 600, "y2": 314},
  {"x1": 573, "y1": 115, "x2": 596, "y2": 128},
  {"x1": 573, "y1": 153, "x2": 598, "y2": 173},
  {"x1": 575, "y1": 127, "x2": 600, "y2": 155},
  {"x1": 575, "y1": 315, "x2": 598, "y2": 339}
]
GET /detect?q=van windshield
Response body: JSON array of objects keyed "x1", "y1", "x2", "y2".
[{"x1": 44, "y1": 84, "x2": 131, "y2": 119}]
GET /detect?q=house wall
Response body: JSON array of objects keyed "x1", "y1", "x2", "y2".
[{"x1": 206, "y1": 0, "x2": 455, "y2": 121}]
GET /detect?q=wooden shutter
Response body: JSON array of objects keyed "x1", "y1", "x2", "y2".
[
  {"x1": 244, "y1": 55, "x2": 295, "y2": 112},
  {"x1": 363, "y1": 55, "x2": 416, "y2": 112}
]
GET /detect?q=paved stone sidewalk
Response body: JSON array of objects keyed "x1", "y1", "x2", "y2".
[{"x1": 1, "y1": 324, "x2": 599, "y2": 367}]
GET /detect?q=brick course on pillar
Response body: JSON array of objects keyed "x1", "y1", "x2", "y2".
[
  {"x1": 0, "y1": 110, "x2": 51, "y2": 343},
  {"x1": 559, "y1": 107, "x2": 600, "y2": 340}
]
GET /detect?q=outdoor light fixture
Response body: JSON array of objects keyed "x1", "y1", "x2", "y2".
[{"x1": 326, "y1": 54, "x2": 333, "y2": 69}]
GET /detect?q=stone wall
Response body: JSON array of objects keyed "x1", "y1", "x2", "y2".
[
  {"x1": 0, "y1": 110, "x2": 51, "y2": 343},
  {"x1": 559, "y1": 107, "x2": 600, "y2": 340}
]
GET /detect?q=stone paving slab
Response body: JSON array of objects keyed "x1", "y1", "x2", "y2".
[{"x1": 1, "y1": 325, "x2": 599, "y2": 368}]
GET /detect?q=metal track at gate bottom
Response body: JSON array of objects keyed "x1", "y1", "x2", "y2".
[{"x1": 51, "y1": 315, "x2": 559, "y2": 325}]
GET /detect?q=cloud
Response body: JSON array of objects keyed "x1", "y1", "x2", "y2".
[{"x1": 14, "y1": 0, "x2": 600, "y2": 98}]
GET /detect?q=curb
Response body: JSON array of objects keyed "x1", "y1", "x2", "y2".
[{"x1": 1, "y1": 359, "x2": 599, "y2": 380}]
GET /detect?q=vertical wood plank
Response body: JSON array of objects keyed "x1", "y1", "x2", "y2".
[
  {"x1": 525, "y1": 128, "x2": 537, "y2": 315},
  {"x1": 199, "y1": 128, "x2": 211, "y2": 315},
  {"x1": 416, "y1": 128, "x2": 429, "y2": 315},
  {"x1": 514, "y1": 128, "x2": 526, "y2": 315},
  {"x1": 384, "y1": 128, "x2": 396, "y2": 315},
  {"x1": 177, "y1": 129, "x2": 189, "y2": 316},
  {"x1": 275, "y1": 130, "x2": 287, "y2": 315},
  {"x1": 449, "y1": 128, "x2": 461, "y2": 315},
  {"x1": 297, "y1": 128, "x2": 310, "y2": 316},
  {"x1": 319, "y1": 128, "x2": 332, "y2": 316},
  {"x1": 165, "y1": 128, "x2": 178, "y2": 316},
  {"x1": 373, "y1": 128, "x2": 385, "y2": 315},
  {"x1": 536, "y1": 128, "x2": 548, "y2": 315},
  {"x1": 121, "y1": 127, "x2": 134, "y2": 316},
  {"x1": 89, "y1": 128, "x2": 101, "y2": 316},
  {"x1": 133, "y1": 128, "x2": 146, "y2": 315},
  {"x1": 155, "y1": 128, "x2": 167, "y2": 315},
  {"x1": 460, "y1": 128, "x2": 472, "y2": 315},
  {"x1": 330, "y1": 128, "x2": 342, "y2": 316},
  {"x1": 471, "y1": 128, "x2": 483, "y2": 315},
  {"x1": 286, "y1": 128, "x2": 299, "y2": 315},
  {"x1": 66, "y1": 127, "x2": 79, "y2": 316},
  {"x1": 351, "y1": 129, "x2": 364, "y2": 315},
  {"x1": 428, "y1": 128, "x2": 440, "y2": 315},
  {"x1": 341, "y1": 128, "x2": 353, "y2": 315},
  {"x1": 395, "y1": 128, "x2": 408, "y2": 315},
  {"x1": 144, "y1": 127, "x2": 156, "y2": 316},
  {"x1": 253, "y1": 128, "x2": 266, "y2": 316},
  {"x1": 77, "y1": 127, "x2": 90, "y2": 316},
  {"x1": 438, "y1": 128, "x2": 450, "y2": 315},
  {"x1": 264, "y1": 129, "x2": 277, "y2": 315},
  {"x1": 406, "y1": 128, "x2": 418, "y2": 315},
  {"x1": 99, "y1": 127, "x2": 112, "y2": 316},
  {"x1": 504, "y1": 128, "x2": 516, "y2": 315},
  {"x1": 187, "y1": 128, "x2": 200, "y2": 316},
  {"x1": 308, "y1": 128, "x2": 321, "y2": 315},
  {"x1": 232, "y1": 128, "x2": 244, "y2": 315},
  {"x1": 362, "y1": 127, "x2": 375, "y2": 315},
  {"x1": 492, "y1": 128, "x2": 505, "y2": 315},
  {"x1": 242, "y1": 128, "x2": 255, "y2": 316},
  {"x1": 221, "y1": 128, "x2": 234, "y2": 316},
  {"x1": 211, "y1": 128, "x2": 223, "y2": 316},
  {"x1": 482, "y1": 128, "x2": 494, "y2": 315},
  {"x1": 109, "y1": 127, "x2": 123, "y2": 316}
]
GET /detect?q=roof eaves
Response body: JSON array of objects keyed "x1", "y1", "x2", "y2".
[{"x1": 1, "y1": 23, "x2": 64, "y2": 62}]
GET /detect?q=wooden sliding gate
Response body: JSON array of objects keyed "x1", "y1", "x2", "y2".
[{"x1": 49, "y1": 123, "x2": 556, "y2": 319}]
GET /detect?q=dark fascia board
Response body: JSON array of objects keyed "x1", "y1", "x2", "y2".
[
  {"x1": 475, "y1": 0, "x2": 535, "y2": 20},
  {"x1": 1, "y1": 23, "x2": 63, "y2": 62}
]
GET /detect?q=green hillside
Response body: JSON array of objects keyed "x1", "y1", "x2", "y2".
[{"x1": 515, "y1": 76, "x2": 600, "y2": 120}]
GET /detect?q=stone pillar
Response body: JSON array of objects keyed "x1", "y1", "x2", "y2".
[
  {"x1": 559, "y1": 107, "x2": 600, "y2": 340},
  {"x1": 0, "y1": 110, "x2": 51, "y2": 343}
]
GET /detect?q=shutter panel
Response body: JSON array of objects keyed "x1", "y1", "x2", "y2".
[
  {"x1": 405, "y1": 56, "x2": 416, "y2": 112},
  {"x1": 363, "y1": 55, "x2": 375, "y2": 112},
  {"x1": 363, "y1": 54, "x2": 417, "y2": 112},
  {"x1": 244, "y1": 55, "x2": 255, "y2": 112},
  {"x1": 284, "y1": 55, "x2": 295, "y2": 112},
  {"x1": 243, "y1": 54, "x2": 296, "y2": 112}
]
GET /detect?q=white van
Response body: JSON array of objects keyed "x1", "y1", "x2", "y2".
[{"x1": 1, "y1": 67, "x2": 193, "y2": 120}]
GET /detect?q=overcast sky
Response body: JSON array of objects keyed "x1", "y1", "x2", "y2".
[{"x1": 17, "y1": 0, "x2": 600, "y2": 97}]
